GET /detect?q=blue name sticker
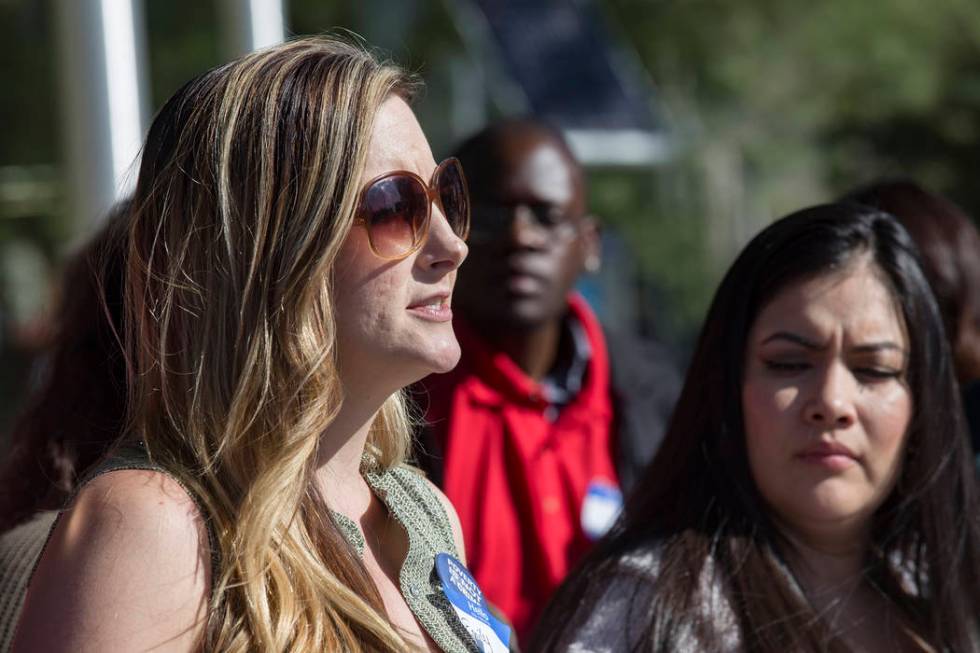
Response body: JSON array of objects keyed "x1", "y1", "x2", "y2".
[
  {"x1": 580, "y1": 480, "x2": 623, "y2": 540},
  {"x1": 435, "y1": 552, "x2": 510, "y2": 653}
]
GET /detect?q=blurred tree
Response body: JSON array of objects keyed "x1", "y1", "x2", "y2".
[
  {"x1": 144, "y1": 0, "x2": 222, "y2": 107},
  {"x1": 0, "y1": 1, "x2": 57, "y2": 167}
]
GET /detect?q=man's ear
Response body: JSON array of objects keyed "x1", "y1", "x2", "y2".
[{"x1": 580, "y1": 215, "x2": 601, "y2": 273}]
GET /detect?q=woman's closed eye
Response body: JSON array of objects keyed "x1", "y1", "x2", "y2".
[
  {"x1": 852, "y1": 366, "x2": 903, "y2": 381},
  {"x1": 763, "y1": 359, "x2": 811, "y2": 373},
  {"x1": 763, "y1": 358, "x2": 904, "y2": 383}
]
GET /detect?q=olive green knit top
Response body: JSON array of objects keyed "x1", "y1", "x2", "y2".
[
  {"x1": 0, "y1": 444, "x2": 479, "y2": 653},
  {"x1": 338, "y1": 457, "x2": 480, "y2": 652},
  {"x1": 0, "y1": 511, "x2": 57, "y2": 653}
]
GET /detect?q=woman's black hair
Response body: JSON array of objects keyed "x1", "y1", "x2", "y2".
[
  {"x1": 534, "y1": 203, "x2": 980, "y2": 651},
  {"x1": 0, "y1": 202, "x2": 129, "y2": 532}
]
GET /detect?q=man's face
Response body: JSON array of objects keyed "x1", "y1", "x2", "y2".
[{"x1": 454, "y1": 135, "x2": 596, "y2": 329}]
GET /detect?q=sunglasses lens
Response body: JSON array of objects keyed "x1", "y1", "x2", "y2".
[
  {"x1": 437, "y1": 159, "x2": 470, "y2": 241},
  {"x1": 361, "y1": 175, "x2": 428, "y2": 258}
]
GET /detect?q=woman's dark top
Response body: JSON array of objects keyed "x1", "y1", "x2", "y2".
[
  {"x1": 558, "y1": 537, "x2": 932, "y2": 653},
  {"x1": 559, "y1": 541, "x2": 744, "y2": 652}
]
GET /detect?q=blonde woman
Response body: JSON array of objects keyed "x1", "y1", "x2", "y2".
[{"x1": 11, "y1": 38, "x2": 504, "y2": 652}]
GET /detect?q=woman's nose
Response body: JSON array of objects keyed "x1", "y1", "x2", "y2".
[
  {"x1": 419, "y1": 205, "x2": 468, "y2": 270},
  {"x1": 802, "y1": 363, "x2": 857, "y2": 429}
]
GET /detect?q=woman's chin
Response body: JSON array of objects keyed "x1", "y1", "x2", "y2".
[
  {"x1": 424, "y1": 340, "x2": 462, "y2": 375},
  {"x1": 396, "y1": 339, "x2": 462, "y2": 384},
  {"x1": 775, "y1": 490, "x2": 880, "y2": 536}
]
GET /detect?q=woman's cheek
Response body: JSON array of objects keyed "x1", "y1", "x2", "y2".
[{"x1": 863, "y1": 383, "x2": 912, "y2": 487}]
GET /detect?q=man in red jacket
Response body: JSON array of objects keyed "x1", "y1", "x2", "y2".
[{"x1": 415, "y1": 119, "x2": 679, "y2": 640}]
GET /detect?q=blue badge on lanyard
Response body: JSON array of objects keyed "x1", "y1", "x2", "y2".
[
  {"x1": 580, "y1": 480, "x2": 623, "y2": 540},
  {"x1": 435, "y1": 553, "x2": 511, "y2": 653}
]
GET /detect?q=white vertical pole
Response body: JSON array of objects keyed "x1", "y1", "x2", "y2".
[
  {"x1": 218, "y1": 0, "x2": 287, "y2": 57},
  {"x1": 55, "y1": 0, "x2": 148, "y2": 231}
]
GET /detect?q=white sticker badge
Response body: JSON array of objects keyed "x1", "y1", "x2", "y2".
[
  {"x1": 580, "y1": 479, "x2": 623, "y2": 540},
  {"x1": 435, "y1": 552, "x2": 510, "y2": 653}
]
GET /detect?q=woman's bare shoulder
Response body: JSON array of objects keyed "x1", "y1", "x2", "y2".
[{"x1": 12, "y1": 469, "x2": 212, "y2": 652}]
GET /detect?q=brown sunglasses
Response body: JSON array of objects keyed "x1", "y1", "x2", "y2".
[{"x1": 354, "y1": 157, "x2": 471, "y2": 260}]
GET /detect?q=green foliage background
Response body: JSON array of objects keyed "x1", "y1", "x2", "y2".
[{"x1": 593, "y1": 0, "x2": 980, "y2": 340}]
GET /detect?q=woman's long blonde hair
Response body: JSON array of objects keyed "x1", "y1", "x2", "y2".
[{"x1": 124, "y1": 37, "x2": 419, "y2": 651}]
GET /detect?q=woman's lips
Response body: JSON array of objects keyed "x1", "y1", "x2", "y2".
[
  {"x1": 797, "y1": 452, "x2": 857, "y2": 471},
  {"x1": 796, "y1": 442, "x2": 859, "y2": 471},
  {"x1": 407, "y1": 295, "x2": 453, "y2": 322}
]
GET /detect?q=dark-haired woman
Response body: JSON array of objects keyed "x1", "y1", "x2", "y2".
[
  {"x1": 533, "y1": 203, "x2": 980, "y2": 652},
  {"x1": 0, "y1": 200, "x2": 128, "y2": 536}
]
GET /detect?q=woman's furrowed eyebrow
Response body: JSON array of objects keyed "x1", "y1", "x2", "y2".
[
  {"x1": 760, "y1": 331, "x2": 822, "y2": 349},
  {"x1": 761, "y1": 331, "x2": 907, "y2": 356}
]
